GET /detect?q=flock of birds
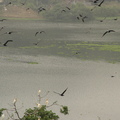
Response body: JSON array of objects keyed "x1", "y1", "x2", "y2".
[{"x1": 0, "y1": 0, "x2": 119, "y2": 46}]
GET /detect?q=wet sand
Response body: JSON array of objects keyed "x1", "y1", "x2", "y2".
[{"x1": 0, "y1": 54, "x2": 120, "y2": 120}]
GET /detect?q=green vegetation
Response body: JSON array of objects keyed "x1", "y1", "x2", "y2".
[
  {"x1": 17, "y1": 41, "x2": 120, "y2": 63},
  {"x1": 1, "y1": 0, "x2": 120, "y2": 21}
]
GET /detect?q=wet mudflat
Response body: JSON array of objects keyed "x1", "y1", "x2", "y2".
[{"x1": 0, "y1": 20, "x2": 120, "y2": 120}]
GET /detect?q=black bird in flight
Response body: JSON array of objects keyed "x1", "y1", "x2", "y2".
[
  {"x1": 20, "y1": 2, "x2": 25, "y2": 6},
  {"x1": 82, "y1": 16, "x2": 88, "y2": 22},
  {"x1": 1, "y1": 31, "x2": 17, "y2": 35},
  {"x1": 35, "y1": 31, "x2": 46, "y2": 36},
  {"x1": 33, "y1": 41, "x2": 40, "y2": 45},
  {"x1": 26, "y1": 8, "x2": 30, "y2": 11},
  {"x1": 98, "y1": 0, "x2": 104, "y2": 7},
  {"x1": 93, "y1": 0, "x2": 99, "y2": 3},
  {"x1": 3, "y1": 40, "x2": 13, "y2": 46},
  {"x1": 53, "y1": 88, "x2": 68, "y2": 96},
  {"x1": 99, "y1": 17, "x2": 106, "y2": 22},
  {"x1": 61, "y1": 9, "x2": 66, "y2": 13},
  {"x1": 20, "y1": 0, "x2": 26, "y2": 6},
  {"x1": 5, "y1": 2, "x2": 12, "y2": 6},
  {"x1": 102, "y1": 30, "x2": 115, "y2": 37},
  {"x1": 0, "y1": 26, "x2": 5, "y2": 31},
  {"x1": 66, "y1": 6, "x2": 70, "y2": 10},
  {"x1": 111, "y1": 75, "x2": 115, "y2": 78},
  {"x1": 38, "y1": 7, "x2": 46, "y2": 14},
  {"x1": 77, "y1": 16, "x2": 80, "y2": 20},
  {"x1": 91, "y1": 0, "x2": 104, "y2": 11},
  {"x1": 79, "y1": 14, "x2": 83, "y2": 17}
]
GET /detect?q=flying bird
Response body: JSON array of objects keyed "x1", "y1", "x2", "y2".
[
  {"x1": 33, "y1": 41, "x2": 40, "y2": 45},
  {"x1": 81, "y1": 16, "x2": 88, "y2": 22},
  {"x1": 93, "y1": 0, "x2": 99, "y2": 3},
  {"x1": 26, "y1": 8, "x2": 30, "y2": 11},
  {"x1": 3, "y1": 40, "x2": 13, "y2": 46},
  {"x1": 20, "y1": 1, "x2": 26, "y2": 6},
  {"x1": 35, "y1": 32, "x2": 39, "y2": 36},
  {"x1": 91, "y1": 0, "x2": 104, "y2": 11},
  {"x1": 61, "y1": 9, "x2": 66, "y2": 13},
  {"x1": 77, "y1": 16, "x2": 80, "y2": 20},
  {"x1": 38, "y1": 7, "x2": 46, "y2": 13},
  {"x1": 53, "y1": 88, "x2": 68, "y2": 96},
  {"x1": 1, "y1": 31, "x2": 17, "y2": 35},
  {"x1": 111, "y1": 75, "x2": 115, "y2": 78},
  {"x1": 98, "y1": 0, "x2": 104, "y2": 7},
  {"x1": 66, "y1": 6, "x2": 70, "y2": 10},
  {"x1": 40, "y1": 31, "x2": 46, "y2": 34},
  {"x1": 99, "y1": 17, "x2": 106, "y2": 22},
  {"x1": 5, "y1": 2, "x2": 12, "y2": 6},
  {"x1": 79, "y1": 14, "x2": 83, "y2": 17},
  {"x1": 0, "y1": 26, "x2": 5, "y2": 31},
  {"x1": 20, "y1": 2, "x2": 25, "y2": 6},
  {"x1": 102, "y1": 30, "x2": 115, "y2": 37},
  {"x1": 35, "y1": 31, "x2": 46, "y2": 36}
]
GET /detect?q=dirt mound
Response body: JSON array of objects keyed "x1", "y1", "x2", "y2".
[{"x1": 2, "y1": 5, "x2": 42, "y2": 18}]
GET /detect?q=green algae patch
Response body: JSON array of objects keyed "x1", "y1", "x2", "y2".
[
  {"x1": 27, "y1": 62, "x2": 39, "y2": 64},
  {"x1": 66, "y1": 43, "x2": 120, "y2": 52}
]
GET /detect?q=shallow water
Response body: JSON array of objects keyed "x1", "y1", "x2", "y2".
[
  {"x1": 0, "y1": 20, "x2": 120, "y2": 120},
  {"x1": 0, "y1": 20, "x2": 120, "y2": 62}
]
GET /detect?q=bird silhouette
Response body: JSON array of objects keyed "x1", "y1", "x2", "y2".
[
  {"x1": 77, "y1": 16, "x2": 80, "y2": 20},
  {"x1": 61, "y1": 9, "x2": 66, "y2": 13},
  {"x1": 98, "y1": 0, "x2": 104, "y2": 7},
  {"x1": 82, "y1": 16, "x2": 88, "y2": 22},
  {"x1": 111, "y1": 75, "x2": 115, "y2": 78},
  {"x1": 20, "y1": 1, "x2": 26, "y2": 6},
  {"x1": 91, "y1": 0, "x2": 104, "y2": 11},
  {"x1": 53, "y1": 88, "x2": 68, "y2": 96},
  {"x1": 38, "y1": 7, "x2": 46, "y2": 13},
  {"x1": 26, "y1": 8, "x2": 30, "y2": 11},
  {"x1": 1, "y1": 31, "x2": 17, "y2": 35},
  {"x1": 35, "y1": 32, "x2": 39, "y2": 36},
  {"x1": 20, "y1": 2, "x2": 25, "y2": 6},
  {"x1": 99, "y1": 17, "x2": 106, "y2": 22},
  {"x1": 102, "y1": 30, "x2": 115, "y2": 37},
  {"x1": 35, "y1": 31, "x2": 46, "y2": 36},
  {"x1": 79, "y1": 14, "x2": 83, "y2": 17},
  {"x1": 93, "y1": 0, "x2": 99, "y2": 3},
  {"x1": 0, "y1": 26, "x2": 5, "y2": 31},
  {"x1": 3, "y1": 40, "x2": 13, "y2": 46},
  {"x1": 40, "y1": 31, "x2": 46, "y2": 34},
  {"x1": 33, "y1": 41, "x2": 40, "y2": 45},
  {"x1": 6, "y1": 2, "x2": 12, "y2": 6},
  {"x1": 66, "y1": 6, "x2": 70, "y2": 10}
]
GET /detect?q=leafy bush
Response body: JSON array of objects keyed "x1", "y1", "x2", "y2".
[{"x1": 23, "y1": 106, "x2": 59, "y2": 120}]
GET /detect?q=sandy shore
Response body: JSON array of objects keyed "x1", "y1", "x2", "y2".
[{"x1": 0, "y1": 54, "x2": 120, "y2": 120}]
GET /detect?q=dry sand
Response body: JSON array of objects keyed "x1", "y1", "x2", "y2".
[{"x1": 0, "y1": 54, "x2": 120, "y2": 120}]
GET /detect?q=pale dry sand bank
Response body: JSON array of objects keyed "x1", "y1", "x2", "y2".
[{"x1": 0, "y1": 55, "x2": 120, "y2": 120}]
